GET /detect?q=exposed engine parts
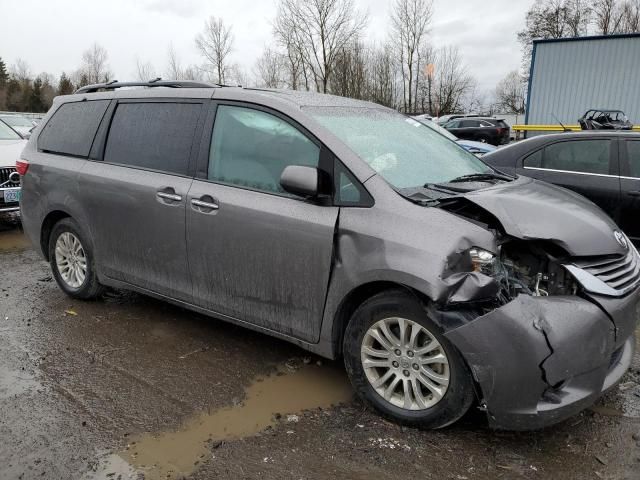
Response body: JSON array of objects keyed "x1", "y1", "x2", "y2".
[{"x1": 493, "y1": 241, "x2": 578, "y2": 303}]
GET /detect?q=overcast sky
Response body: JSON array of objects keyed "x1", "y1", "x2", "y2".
[{"x1": 0, "y1": 0, "x2": 535, "y2": 95}]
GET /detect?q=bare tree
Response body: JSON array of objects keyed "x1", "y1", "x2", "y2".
[
  {"x1": 183, "y1": 65, "x2": 205, "y2": 81},
  {"x1": 431, "y1": 46, "x2": 474, "y2": 115},
  {"x1": 10, "y1": 59, "x2": 32, "y2": 83},
  {"x1": 255, "y1": 48, "x2": 286, "y2": 88},
  {"x1": 196, "y1": 16, "x2": 234, "y2": 84},
  {"x1": 330, "y1": 39, "x2": 368, "y2": 99},
  {"x1": 165, "y1": 43, "x2": 184, "y2": 80},
  {"x1": 565, "y1": 0, "x2": 592, "y2": 35},
  {"x1": 592, "y1": 0, "x2": 624, "y2": 32},
  {"x1": 366, "y1": 42, "x2": 399, "y2": 108},
  {"x1": 594, "y1": 0, "x2": 640, "y2": 33},
  {"x1": 135, "y1": 58, "x2": 157, "y2": 81},
  {"x1": 79, "y1": 43, "x2": 112, "y2": 84},
  {"x1": 391, "y1": 0, "x2": 433, "y2": 113},
  {"x1": 518, "y1": 0, "x2": 591, "y2": 75},
  {"x1": 273, "y1": 16, "x2": 307, "y2": 90},
  {"x1": 620, "y1": 0, "x2": 640, "y2": 31},
  {"x1": 494, "y1": 70, "x2": 526, "y2": 114},
  {"x1": 274, "y1": 0, "x2": 368, "y2": 93}
]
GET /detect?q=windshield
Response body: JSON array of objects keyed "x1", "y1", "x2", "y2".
[
  {"x1": 1, "y1": 115, "x2": 33, "y2": 127},
  {"x1": 307, "y1": 107, "x2": 492, "y2": 189},
  {"x1": 0, "y1": 120, "x2": 21, "y2": 140},
  {"x1": 416, "y1": 118, "x2": 458, "y2": 141}
]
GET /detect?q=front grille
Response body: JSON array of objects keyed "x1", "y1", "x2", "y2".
[
  {"x1": 572, "y1": 248, "x2": 640, "y2": 292},
  {"x1": 0, "y1": 167, "x2": 20, "y2": 188}
]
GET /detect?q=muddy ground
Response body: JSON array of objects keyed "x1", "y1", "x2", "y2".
[{"x1": 1, "y1": 215, "x2": 639, "y2": 480}]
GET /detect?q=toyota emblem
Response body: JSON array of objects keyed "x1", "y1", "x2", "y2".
[{"x1": 614, "y1": 231, "x2": 628, "y2": 249}]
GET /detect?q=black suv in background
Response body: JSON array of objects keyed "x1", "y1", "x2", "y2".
[
  {"x1": 443, "y1": 117, "x2": 510, "y2": 146},
  {"x1": 483, "y1": 131, "x2": 640, "y2": 245}
]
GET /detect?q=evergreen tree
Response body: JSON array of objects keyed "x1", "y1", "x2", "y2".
[
  {"x1": 29, "y1": 77, "x2": 44, "y2": 112},
  {"x1": 0, "y1": 57, "x2": 8, "y2": 88},
  {"x1": 5, "y1": 79, "x2": 21, "y2": 111},
  {"x1": 57, "y1": 72, "x2": 74, "y2": 95}
]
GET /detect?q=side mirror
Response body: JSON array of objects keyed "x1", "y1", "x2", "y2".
[{"x1": 280, "y1": 165, "x2": 319, "y2": 198}]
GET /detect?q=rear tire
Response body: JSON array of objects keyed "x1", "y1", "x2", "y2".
[
  {"x1": 343, "y1": 290, "x2": 474, "y2": 429},
  {"x1": 49, "y1": 218, "x2": 103, "y2": 300}
]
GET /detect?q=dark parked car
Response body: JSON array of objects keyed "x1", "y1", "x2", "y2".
[
  {"x1": 483, "y1": 132, "x2": 640, "y2": 246},
  {"x1": 443, "y1": 117, "x2": 510, "y2": 146},
  {"x1": 19, "y1": 81, "x2": 638, "y2": 431}
]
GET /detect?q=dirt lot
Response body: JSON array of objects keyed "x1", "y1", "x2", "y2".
[{"x1": 1, "y1": 215, "x2": 640, "y2": 480}]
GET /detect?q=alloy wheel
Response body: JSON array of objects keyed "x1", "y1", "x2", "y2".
[
  {"x1": 54, "y1": 232, "x2": 87, "y2": 289},
  {"x1": 361, "y1": 317, "x2": 450, "y2": 410}
]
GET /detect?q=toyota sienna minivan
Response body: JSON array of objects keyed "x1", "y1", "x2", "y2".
[{"x1": 19, "y1": 81, "x2": 638, "y2": 430}]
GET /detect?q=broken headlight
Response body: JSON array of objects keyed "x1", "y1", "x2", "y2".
[{"x1": 469, "y1": 247, "x2": 496, "y2": 275}]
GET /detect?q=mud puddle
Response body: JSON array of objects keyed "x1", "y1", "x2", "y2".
[
  {"x1": 0, "y1": 228, "x2": 30, "y2": 252},
  {"x1": 114, "y1": 363, "x2": 353, "y2": 479}
]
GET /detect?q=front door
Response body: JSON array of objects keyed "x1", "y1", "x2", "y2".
[
  {"x1": 80, "y1": 100, "x2": 204, "y2": 301},
  {"x1": 186, "y1": 104, "x2": 338, "y2": 342}
]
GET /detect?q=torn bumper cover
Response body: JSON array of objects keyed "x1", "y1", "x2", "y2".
[{"x1": 444, "y1": 293, "x2": 638, "y2": 430}]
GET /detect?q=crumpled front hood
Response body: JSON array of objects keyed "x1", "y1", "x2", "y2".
[{"x1": 463, "y1": 176, "x2": 625, "y2": 257}]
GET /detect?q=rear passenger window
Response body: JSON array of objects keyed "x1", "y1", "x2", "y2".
[
  {"x1": 542, "y1": 140, "x2": 610, "y2": 175},
  {"x1": 626, "y1": 141, "x2": 640, "y2": 178},
  {"x1": 209, "y1": 105, "x2": 320, "y2": 195},
  {"x1": 38, "y1": 100, "x2": 110, "y2": 157},
  {"x1": 523, "y1": 149, "x2": 542, "y2": 168},
  {"x1": 104, "y1": 102, "x2": 201, "y2": 175}
]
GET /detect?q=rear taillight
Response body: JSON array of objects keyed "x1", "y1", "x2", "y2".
[{"x1": 16, "y1": 159, "x2": 29, "y2": 175}]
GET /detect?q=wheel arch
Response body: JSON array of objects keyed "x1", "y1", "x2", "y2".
[
  {"x1": 40, "y1": 210, "x2": 72, "y2": 260},
  {"x1": 331, "y1": 281, "x2": 433, "y2": 358}
]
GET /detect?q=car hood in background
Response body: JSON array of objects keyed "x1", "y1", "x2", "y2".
[
  {"x1": 0, "y1": 139, "x2": 28, "y2": 167},
  {"x1": 457, "y1": 139, "x2": 497, "y2": 153},
  {"x1": 461, "y1": 176, "x2": 625, "y2": 257}
]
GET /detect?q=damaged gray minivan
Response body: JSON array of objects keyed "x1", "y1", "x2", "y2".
[{"x1": 19, "y1": 81, "x2": 638, "y2": 430}]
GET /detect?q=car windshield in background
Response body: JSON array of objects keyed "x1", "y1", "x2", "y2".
[
  {"x1": 417, "y1": 118, "x2": 458, "y2": 141},
  {"x1": 0, "y1": 120, "x2": 21, "y2": 140},
  {"x1": 307, "y1": 107, "x2": 491, "y2": 189},
  {"x1": 0, "y1": 115, "x2": 34, "y2": 127}
]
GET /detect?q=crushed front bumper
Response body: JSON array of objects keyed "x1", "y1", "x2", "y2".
[{"x1": 444, "y1": 291, "x2": 639, "y2": 430}]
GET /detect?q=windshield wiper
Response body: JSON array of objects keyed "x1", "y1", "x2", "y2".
[{"x1": 439, "y1": 172, "x2": 513, "y2": 184}]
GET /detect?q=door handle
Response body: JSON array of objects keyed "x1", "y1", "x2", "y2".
[
  {"x1": 157, "y1": 191, "x2": 182, "y2": 202},
  {"x1": 191, "y1": 198, "x2": 219, "y2": 210},
  {"x1": 628, "y1": 190, "x2": 640, "y2": 197}
]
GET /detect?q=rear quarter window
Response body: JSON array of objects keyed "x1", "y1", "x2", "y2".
[{"x1": 38, "y1": 100, "x2": 110, "y2": 157}]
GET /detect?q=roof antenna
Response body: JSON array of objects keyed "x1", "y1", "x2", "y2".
[
  {"x1": 105, "y1": 79, "x2": 118, "y2": 85},
  {"x1": 552, "y1": 113, "x2": 571, "y2": 132},
  {"x1": 149, "y1": 77, "x2": 162, "y2": 83}
]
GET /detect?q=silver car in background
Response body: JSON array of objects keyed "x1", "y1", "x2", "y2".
[
  {"x1": 0, "y1": 114, "x2": 36, "y2": 139},
  {"x1": 18, "y1": 81, "x2": 638, "y2": 430},
  {"x1": 0, "y1": 120, "x2": 25, "y2": 213}
]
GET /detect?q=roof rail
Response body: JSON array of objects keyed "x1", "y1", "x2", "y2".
[{"x1": 74, "y1": 79, "x2": 218, "y2": 94}]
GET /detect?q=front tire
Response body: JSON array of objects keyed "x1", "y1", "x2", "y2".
[
  {"x1": 49, "y1": 218, "x2": 103, "y2": 300},
  {"x1": 343, "y1": 290, "x2": 474, "y2": 429}
]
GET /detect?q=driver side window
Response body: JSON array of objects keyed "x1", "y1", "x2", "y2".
[{"x1": 209, "y1": 105, "x2": 320, "y2": 195}]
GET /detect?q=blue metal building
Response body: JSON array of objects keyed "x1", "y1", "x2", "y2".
[{"x1": 525, "y1": 34, "x2": 640, "y2": 128}]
